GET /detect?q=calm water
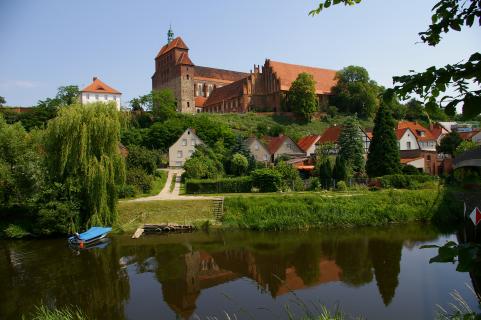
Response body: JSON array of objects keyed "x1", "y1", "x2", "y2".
[{"x1": 0, "y1": 224, "x2": 479, "y2": 319}]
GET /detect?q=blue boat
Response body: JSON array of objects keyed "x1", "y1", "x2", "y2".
[{"x1": 68, "y1": 227, "x2": 112, "y2": 248}]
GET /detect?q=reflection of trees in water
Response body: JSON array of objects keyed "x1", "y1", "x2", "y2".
[
  {"x1": 0, "y1": 239, "x2": 130, "y2": 319},
  {"x1": 369, "y1": 239, "x2": 402, "y2": 306}
]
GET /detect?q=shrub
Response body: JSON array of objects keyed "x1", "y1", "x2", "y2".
[
  {"x1": 186, "y1": 176, "x2": 253, "y2": 194},
  {"x1": 35, "y1": 201, "x2": 80, "y2": 235},
  {"x1": 336, "y1": 180, "x2": 348, "y2": 191},
  {"x1": 275, "y1": 161, "x2": 304, "y2": 191},
  {"x1": 251, "y1": 168, "x2": 282, "y2": 192},
  {"x1": 117, "y1": 184, "x2": 137, "y2": 198},
  {"x1": 379, "y1": 174, "x2": 435, "y2": 189},
  {"x1": 126, "y1": 145, "x2": 158, "y2": 174},
  {"x1": 401, "y1": 164, "x2": 420, "y2": 175},
  {"x1": 4, "y1": 224, "x2": 30, "y2": 238},
  {"x1": 126, "y1": 168, "x2": 153, "y2": 193},
  {"x1": 231, "y1": 153, "x2": 249, "y2": 176}
]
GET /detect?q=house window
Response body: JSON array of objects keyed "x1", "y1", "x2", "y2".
[
  {"x1": 407, "y1": 141, "x2": 411, "y2": 150},
  {"x1": 182, "y1": 139, "x2": 187, "y2": 146},
  {"x1": 191, "y1": 139, "x2": 196, "y2": 146},
  {"x1": 255, "y1": 143, "x2": 259, "y2": 151},
  {"x1": 188, "y1": 150, "x2": 194, "y2": 155},
  {"x1": 175, "y1": 161, "x2": 182, "y2": 166},
  {"x1": 177, "y1": 150, "x2": 183, "y2": 158},
  {"x1": 264, "y1": 154, "x2": 268, "y2": 161},
  {"x1": 105, "y1": 95, "x2": 108, "y2": 100},
  {"x1": 95, "y1": 95, "x2": 99, "y2": 100}
]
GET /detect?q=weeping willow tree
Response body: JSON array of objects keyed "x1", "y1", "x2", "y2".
[{"x1": 44, "y1": 102, "x2": 125, "y2": 228}]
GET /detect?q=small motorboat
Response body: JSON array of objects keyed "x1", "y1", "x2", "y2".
[{"x1": 68, "y1": 227, "x2": 112, "y2": 249}]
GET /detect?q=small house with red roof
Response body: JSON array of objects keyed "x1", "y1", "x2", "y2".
[
  {"x1": 297, "y1": 135, "x2": 322, "y2": 156},
  {"x1": 318, "y1": 126, "x2": 371, "y2": 154},
  {"x1": 397, "y1": 121, "x2": 436, "y2": 151},
  {"x1": 262, "y1": 135, "x2": 304, "y2": 161},
  {"x1": 80, "y1": 77, "x2": 121, "y2": 110},
  {"x1": 244, "y1": 137, "x2": 271, "y2": 163}
]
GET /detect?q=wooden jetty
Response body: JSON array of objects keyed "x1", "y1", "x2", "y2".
[{"x1": 132, "y1": 223, "x2": 195, "y2": 239}]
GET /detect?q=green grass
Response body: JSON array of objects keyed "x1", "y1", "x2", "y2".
[
  {"x1": 169, "y1": 173, "x2": 177, "y2": 193},
  {"x1": 222, "y1": 188, "x2": 462, "y2": 230},
  {"x1": 26, "y1": 305, "x2": 88, "y2": 320},
  {"x1": 204, "y1": 113, "x2": 373, "y2": 141},
  {"x1": 117, "y1": 199, "x2": 214, "y2": 232}
]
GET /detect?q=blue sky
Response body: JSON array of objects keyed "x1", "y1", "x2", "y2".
[{"x1": 1, "y1": 0, "x2": 480, "y2": 107}]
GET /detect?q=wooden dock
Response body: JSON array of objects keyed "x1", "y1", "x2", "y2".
[{"x1": 132, "y1": 223, "x2": 195, "y2": 239}]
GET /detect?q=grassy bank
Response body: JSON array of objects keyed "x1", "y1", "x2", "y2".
[
  {"x1": 117, "y1": 200, "x2": 214, "y2": 232},
  {"x1": 222, "y1": 188, "x2": 462, "y2": 230}
]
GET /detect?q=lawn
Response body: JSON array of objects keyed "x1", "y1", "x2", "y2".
[{"x1": 117, "y1": 200, "x2": 215, "y2": 232}]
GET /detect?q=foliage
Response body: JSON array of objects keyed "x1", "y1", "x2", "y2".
[
  {"x1": 401, "y1": 164, "x2": 420, "y2": 175},
  {"x1": 44, "y1": 102, "x2": 125, "y2": 228},
  {"x1": 183, "y1": 145, "x2": 224, "y2": 179},
  {"x1": 223, "y1": 189, "x2": 450, "y2": 230},
  {"x1": 287, "y1": 72, "x2": 318, "y2": 121},
  {"x1": 151, "y1": 89, "x2": 177, "y2": 120},
  {"x1": 35, "y1": 201, "x2": 80, "y2": 235},
  {"x1": 422, "y1": 241, "x2": 481, "y2": 276},
  {"x1": 438, "y1": 131, "x2": 463, "y2": 155},
  {"x1": 0, "y1": 96, "x2": 5, "y2": 107},
  {"x1": 455, "y1": 140, "x2": 479, "y2": 155},
  {"x1": 231, "y1": 153, "x2": 249, "y2": 176},
  {"x1": 275, "y1": 161, "x2": 304, "y2": 191},
  {"x1": 126, "y1": 168, "x2": 153, "y2": 194},
  {"x1": 121, "y1": 127, "x2": 148, "y2": 146},
  {"x1": 311, "y1": 0, "x2": 481, "y2": 119},
  {"x1": 366, "y1": 103, "x2": 401, "y2": 177},
  {"x1": 338, "y1": 117, "x2": 365, "y2": 175},
  {"x1": 126, "y1": 145, "x2": 158, "y2": 174},
  {"x1": 143, "y1": 117, "x2": 186, "y2": 150},
  {"x1": 117, "y1": 184, "x2": 137, "y2": 198},
  {"x1": 379, "y1": 174, "x2": 435, "y2": 189},
  {"x1": 330, "y1": 66, "x2": 381, "y2": 119},
  {"x1": 251, "y1": 168, "x2": 283, "y2": 192},
  {"x1": 315, "y1": 144, "x2": 334, "y2": 189},
  {"x1": 332, "y1": 155, "x2": 348, "y2": 181},
  {"x1": 185, "y1": 176, "x2": 253, "y2": 194},
  {"x1": 336, "y1": 180, "x2": 348, "y2": 191},
  {"x1": 4, "y1": 224, "x2": 30, "y2": 238}
]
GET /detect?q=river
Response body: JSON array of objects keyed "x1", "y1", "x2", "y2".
[{"x1": 0, "y1": 224, "x2": 479, "y2": 319}]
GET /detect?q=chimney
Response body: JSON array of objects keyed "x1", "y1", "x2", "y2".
[{"x1": 93, "y1": 76, "x2": 98, "y2": 82}]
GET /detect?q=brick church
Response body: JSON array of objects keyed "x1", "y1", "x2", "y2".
[{"x1": 152, "y1": 29, "x2": 338, "y2": 114}]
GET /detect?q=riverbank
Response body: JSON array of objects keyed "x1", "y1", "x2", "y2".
[
  {"x1": 221, "y1": 188, "x2": 462, "y2": 230},
  {"x1": 115, "y1": 187, "x2": 463, "y2": 233}
]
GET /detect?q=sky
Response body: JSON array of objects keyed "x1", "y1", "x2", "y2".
[{"x1": 0, "y1": 0, "x2": 480, "y2": 107}]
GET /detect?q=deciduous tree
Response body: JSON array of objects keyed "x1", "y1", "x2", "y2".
[
  {"x1": 437, "y1": 131, "x2": 462, "y2": 155},
  {"x1": 288, "y1": 72, "x2": 318, "y2": 121}
]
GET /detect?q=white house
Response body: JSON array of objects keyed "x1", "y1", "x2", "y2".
[
  {"x1": 297, "y1": 135, "x2": 322, "y2": 156},
  {"x1": 244, "y1": 137, "x2": 271, "y2": 163},
  {"x1": 168, "y1": 128, "x2": 204, "y2": 167},
  {"x1": 263, "y1": 135, "x2": 305, "y2": 161},
  {"x1": 396, "y1": 128, "x2": 420, "y2": 151},
  {"x1": 397, "y1": 121, "x2": 436, "y2": 151},
  {"x1": 80, "y1": 77, "x2": 121, "y2": 110}
]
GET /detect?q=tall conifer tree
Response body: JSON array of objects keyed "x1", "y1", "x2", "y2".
[
  {"x1": 338, "y1": 117, "x2": 365, "y2": 176},
  {"x1": 366, "y1": 103, "x2": 400, "y2": 177}
]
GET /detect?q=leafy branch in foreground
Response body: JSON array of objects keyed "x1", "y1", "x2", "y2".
[
  {"x1": 310, "y1": 0, "x2": 481, "y2": 119},
  {"x1": 421, "y1": 241, "x2": 481, "y2": 275}
]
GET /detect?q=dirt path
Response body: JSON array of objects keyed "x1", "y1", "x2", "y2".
[{"x1": 128, "y1": 169, "x2": 221, "y2": 202}]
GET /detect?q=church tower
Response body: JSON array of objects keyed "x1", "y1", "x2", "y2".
[{"x1": 151, "y1": 28, "x2": 195, "y2": 113}]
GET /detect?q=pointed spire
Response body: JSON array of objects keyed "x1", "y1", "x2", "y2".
[{"x1": 167, "y1": 25, "x2": 174, "y2": 43}]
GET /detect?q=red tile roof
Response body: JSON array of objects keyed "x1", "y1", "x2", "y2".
[
  {"x1": 81, "y1": 77, "x2": 120, "y2": 94},
  {"x1": 268, "y1": 60, "x2": 337, "y2": 95},
  {"x1": 318, "y1": 126, "x2": 342, "y2": 144},
  {"x1": 395, "y1": 128, "x2": 409, "y2": 140},
  {"x1": 194, "y1": 66, "x2": 248, "y2": 82},
  {"x1": 459, "y1": 129, "x2": 481, "y2": 140},
  {"x1": 263, "y1": 135, "x2": 288, "y2": 154},
  {"x1": 297, "y1": 135, "x2": 321, "y2": 152},
  {"x1": 176, "y1": 52, "x2": 193, "y2": 66},
  {"x1": 156, "y1": 37, "x2": 188, "y2": 58},
  {"x1": 397, "y1": 121, "x2": 435, "y2": 141},
  {"x1": 195, "y1": 96, "x2": 206, "y2": 108},
  {"x1": 204, "y1": 78, "x2": 246, "y2": 106}
]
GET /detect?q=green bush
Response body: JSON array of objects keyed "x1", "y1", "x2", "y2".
[
  {"x1": 117, "y1": 184, "x2": 137, "y2": 198},
  {"x1": 336, "y1": 180, "x2": 348, "y2": 191},
  {"x1": 401, "y1": 164, "x2": 420, "y2": 175},
  {"x1": 251, "y1": 168, "x2": 282, "y2": 192},
  {"x1": 126, "y1": 145, "x2": 158, "y2": 174},
  {"x1": 379, "y1": 174, "x2": 435, "y2": 189},
  {"x1": 126, "y1": 168, "x2": 153, "y2": 193},
  {"x1": 186, "y1": 176, "x2": 253, "y2": 194},
  {"x1": 4, "y1": 224, "x2": 30, "y2": 238},
  {"x1": 35, "y1": 201, "x2": 80, "y2": 235}
]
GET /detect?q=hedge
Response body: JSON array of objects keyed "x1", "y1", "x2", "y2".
[
  {"x1": 379, "y1": 174, "x2": 436, "y2": 189},
  {"x1": 185, "y1": 176, "x2": 253, "y2": 194}
]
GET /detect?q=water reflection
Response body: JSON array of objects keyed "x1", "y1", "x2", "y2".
[{"x1": 0, "y1": 224, "x2": 474, "y2": 319}]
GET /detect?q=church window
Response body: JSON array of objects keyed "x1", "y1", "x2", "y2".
[
  {"x1": 187, "y1": 102, "x2": 190, "y2": 108},
  {"x1": 186, "y1": 75, "x2": 189, "y2": 80}
]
